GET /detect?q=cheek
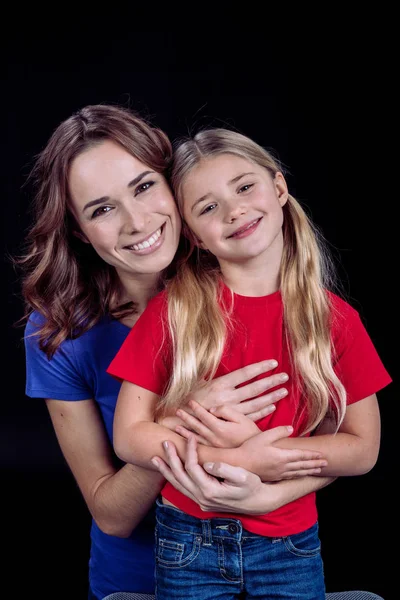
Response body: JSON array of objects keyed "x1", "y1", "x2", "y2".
[{"x1": 82, "y1": 223, "x2": 117, "y2": 250}]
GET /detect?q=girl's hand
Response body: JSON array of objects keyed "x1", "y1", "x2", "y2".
[
  {"x1": 187, "y1": 360, "x2": 288, "y2": 421},
  {"x1": 234, "y1": 427, "x2": 328, "y2": 481},
  {"x1": 175, "y1": 400, "x2": 260, "y2": 448}
]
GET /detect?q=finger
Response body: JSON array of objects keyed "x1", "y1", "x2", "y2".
[
  {"x1": 203, "y1": 461, "x2": 253, "y2": 486},
  {"x1": 262, "y1": 425, "x2": 295, "y2": 444},
  {"x1": 232, "y1": 372, "x2": 289, "y2": 403},
  {"x1": 286, "y1": 459, "x2": 328, "y2": 471},
  {"x1": 177, "y1": 405, "x2": 218, "y2": 437},
  {"x1": 187, "y1": 400, "x2": 225, "y2": 430},
  {"x1": 185, "y1": 436, "x2": 217, "y2": 483},
  {"x1": 235, "y1": 388, "x2": 288, "y2": 419},
  {"x1": 284, "y1": 449, "x2": 325, "y2": 461},
  {"x1": 246, "y1": 404, "x2": 276, "y2": 422},
  {"x1": 216, "y1": 360, "x2": 279, "y2": 389},
  {"x1": 175, "y1": 426, "x2": 212, "y2": 446},
  {"x1": 175, "y1": 425, "x2": 209, "y2": 445},
  {"x1": 154, "y1": 443, "x2": 196, "y2": 491},
  {"x1": 209, "y1": 404, "x2": 244, "y2": 423},
  {"x1": 281, "y1": 467, "x2": 324, "y2": 479}
]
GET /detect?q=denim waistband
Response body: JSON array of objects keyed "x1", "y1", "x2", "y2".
[{"x1": 156, "y1": 497, "x2": 268, "y2": 543}]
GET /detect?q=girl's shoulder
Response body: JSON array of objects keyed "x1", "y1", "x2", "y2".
[{"x1": 326, "y1": 290, "x2": 360, "y2": 320}]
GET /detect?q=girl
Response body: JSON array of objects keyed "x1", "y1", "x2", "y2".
[{"x1": 109, "y1": 128, "x2": 391, "y2": 599}]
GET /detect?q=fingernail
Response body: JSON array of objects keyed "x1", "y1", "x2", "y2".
[
  {"x1": 151, "y1": 458, "x2": 159, "y2": 467},
  {"x1": 163, "y1": 441, "x2": 169, "y2": 449},
  {"x1": 280, "y1": 373, "x2": 289, "y2": 382},
  {"x1": 287, "y1": 426, "x2": 293, "y2": 433},
  {"x1": 278, "y1": 388, "x2": 288, "y2": 397},
  {"x1": 270, "y1": 360, "x2": 278, "y2": 368},
  {"x1": 204, "y1": 462, "x2": 214, "y2": 470}
]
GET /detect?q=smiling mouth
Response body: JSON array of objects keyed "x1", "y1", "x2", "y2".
[
  {"x1": 124, "y1": 224, "x2": 165, "y2": 251},
  {"x1": 227, "y1": 218, "x2": 262, "y2": 238}
]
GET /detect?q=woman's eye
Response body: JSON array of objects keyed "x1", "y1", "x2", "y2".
[
  {"x1": 200, "y1": 203, "x2": 217, "y2": 215},
  {"x1": 238, "y1": 184, "x2": 253, "y2": 194},
  {"x1": 135, "y1": 181, "x2": 154, "y2": 195},
  {"x1": 92, "y1": 206, "x2": 112, "y2": 219}
]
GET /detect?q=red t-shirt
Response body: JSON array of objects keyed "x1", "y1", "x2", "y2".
[{"x1": 107, "y1": 285, "x2": 391, "y2": 536}]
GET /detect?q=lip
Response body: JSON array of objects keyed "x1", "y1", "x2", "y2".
[
  {"x1": 123, "y1": 223, "x2": 166, "y2": 255},
  {"x1": 227, "y1": 217, "x2": 262, "y2": 239}
]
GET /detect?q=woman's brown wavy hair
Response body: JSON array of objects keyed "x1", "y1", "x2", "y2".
[{"x1": 17, "y1": 104, "x2": 173, "y2": 358}]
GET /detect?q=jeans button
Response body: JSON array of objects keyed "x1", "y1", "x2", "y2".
[{"x1": 228, "y1": 523, "x2": 238, "y2": 534}]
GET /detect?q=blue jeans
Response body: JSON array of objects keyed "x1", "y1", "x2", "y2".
[{"x1": 155, "y1": 499, "x2": 325, "y2": 599}]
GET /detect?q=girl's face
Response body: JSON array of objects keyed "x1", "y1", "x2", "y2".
[
  {"x1": 68, "y1": 140, "x2": 181, "y2": 281},
  {"x1": 181, "y1": 154, "x2": 288, "y2": 269}
]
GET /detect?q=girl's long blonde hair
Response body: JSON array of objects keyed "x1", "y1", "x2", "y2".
[{"x1": 160, "y1": 128, "x2": 346, "y2": 434}]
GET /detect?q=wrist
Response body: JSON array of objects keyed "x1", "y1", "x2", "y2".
[{"x1": 198, "y1": 445, "x2": 239, "y2": 466}]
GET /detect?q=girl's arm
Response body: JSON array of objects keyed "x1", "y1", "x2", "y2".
[
  {"x1": 46, "y1": 398, "x2": 164, "y2": 538},
  {"x1": 235, "y1": 394, "x2": 380, "y2": 479},
  {"x1": 113, "y1": 381, "x2": 328, "y2": 481},
  {"x1": 152, "y1": 436, "x2": 336, "y2": 515}
]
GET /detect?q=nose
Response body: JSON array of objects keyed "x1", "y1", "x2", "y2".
[
  {"x1": 120, "y1": 202, "x2": 147, "y2": 234},
  {"x1": 224, "y1": 198, "x2": 247, "y2": 224}
]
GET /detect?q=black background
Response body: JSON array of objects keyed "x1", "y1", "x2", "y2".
[{"x1": 3, "y1": 22, "x2": 397, "y2": 600}]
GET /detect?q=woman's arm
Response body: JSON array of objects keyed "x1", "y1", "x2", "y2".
[
  {"x1": 151, "y1": 436, "x2": 336, "y2": 514},
  {"x1": 113, "y1": 381, "x2": 328, "y2": 481},
  {"x1": 46, "y1": 398, "x2": 164, "y2": 538},
  {"x1": 233, "y1": 395, "x2": 380, "y2": 479}
]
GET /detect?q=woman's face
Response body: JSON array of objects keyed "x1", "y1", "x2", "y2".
[{"x1": 68, "y1": 140, "x2": 181, "y2": 281}]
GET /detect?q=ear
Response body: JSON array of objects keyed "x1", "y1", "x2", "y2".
[
  {"x1": 274, "y1": 172, "x2": 289, "y2": 207},
  {"x1": 72, "y1": 229, "x2": 90, "y2": 244}
]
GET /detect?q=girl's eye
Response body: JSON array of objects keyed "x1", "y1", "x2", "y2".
[
  {"x1": 238, "y1": 183, "x2": 253, "y2": 194},
  {"x1": 200, "y1": 203, "x2": 217, "y2": 215},
  {"x1": 91, "y1": 206, "x2": 112, "y2": 219},
  {"x1": 135, "y1": 181, "x2": 154, "y2": 195}
]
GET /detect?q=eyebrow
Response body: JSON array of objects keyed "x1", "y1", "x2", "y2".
[
  {"x1": 83, "y1": 170, "x2": 155, "y2": 211},
  {"x1": 191, "y1": 172, "x2": 256, "y2": 212}
]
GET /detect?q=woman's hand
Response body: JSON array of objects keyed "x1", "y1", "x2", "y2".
[
  {"x1": 186, "y1": 360, "x2": 288, "y2": 420},
  {"x1": 175, "y1": 401, "x2": 260, "y2": 448},
  {"x1": 152, "y1": 436, "x2": 270, "y2": 514}
]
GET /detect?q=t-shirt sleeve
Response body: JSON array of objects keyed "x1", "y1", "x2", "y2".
[
  {"x1": 25, "y1": 313, "x2": 92, "y2": 400},
  {"x1": 331, "y1": 296, "x2": 392, "y2": 405},
  {"x1": 107, "y1": 293, "x2": 171, "y2": 396}
]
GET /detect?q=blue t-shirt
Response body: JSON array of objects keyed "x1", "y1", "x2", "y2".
[{"x1": 25, "y1": 313, "x2": 156, "y2": 598}]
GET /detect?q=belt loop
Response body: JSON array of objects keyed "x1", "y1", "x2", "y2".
[{"x1": 202, "y1": 519, "x2": 212, "y2": 546}]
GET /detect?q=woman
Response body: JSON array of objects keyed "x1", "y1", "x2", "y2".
[{"x1": 20, "y1": 104, "x2": 334, "y2": 600}]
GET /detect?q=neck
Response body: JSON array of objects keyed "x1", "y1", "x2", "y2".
[{"x1": 117, "y1": 269, "x2": 161, "y2": 314}]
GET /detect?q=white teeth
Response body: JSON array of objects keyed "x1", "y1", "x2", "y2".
[{"x1": 132, "y1": 227, "x2": 162, "y2": 251}]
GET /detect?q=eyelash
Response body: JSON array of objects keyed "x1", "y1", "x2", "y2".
[
  {"x1": 91, "y1": 181, "x2": 155, "y2": 219},
  {"x1": 199, "y1": 183, "x2": 254, "y2": 216}
]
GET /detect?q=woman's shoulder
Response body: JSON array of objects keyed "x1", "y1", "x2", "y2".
[{"x1": 25, "y1": 311, "x2": 127, "y2": 353}]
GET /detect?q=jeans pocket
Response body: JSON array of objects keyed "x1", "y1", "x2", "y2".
[
  {"x1": 155, "y1": 523, "x2": 202, "y2": 568},
  {"x1": 283, "y1": 523, "x2": 321, "y2": 557}
]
